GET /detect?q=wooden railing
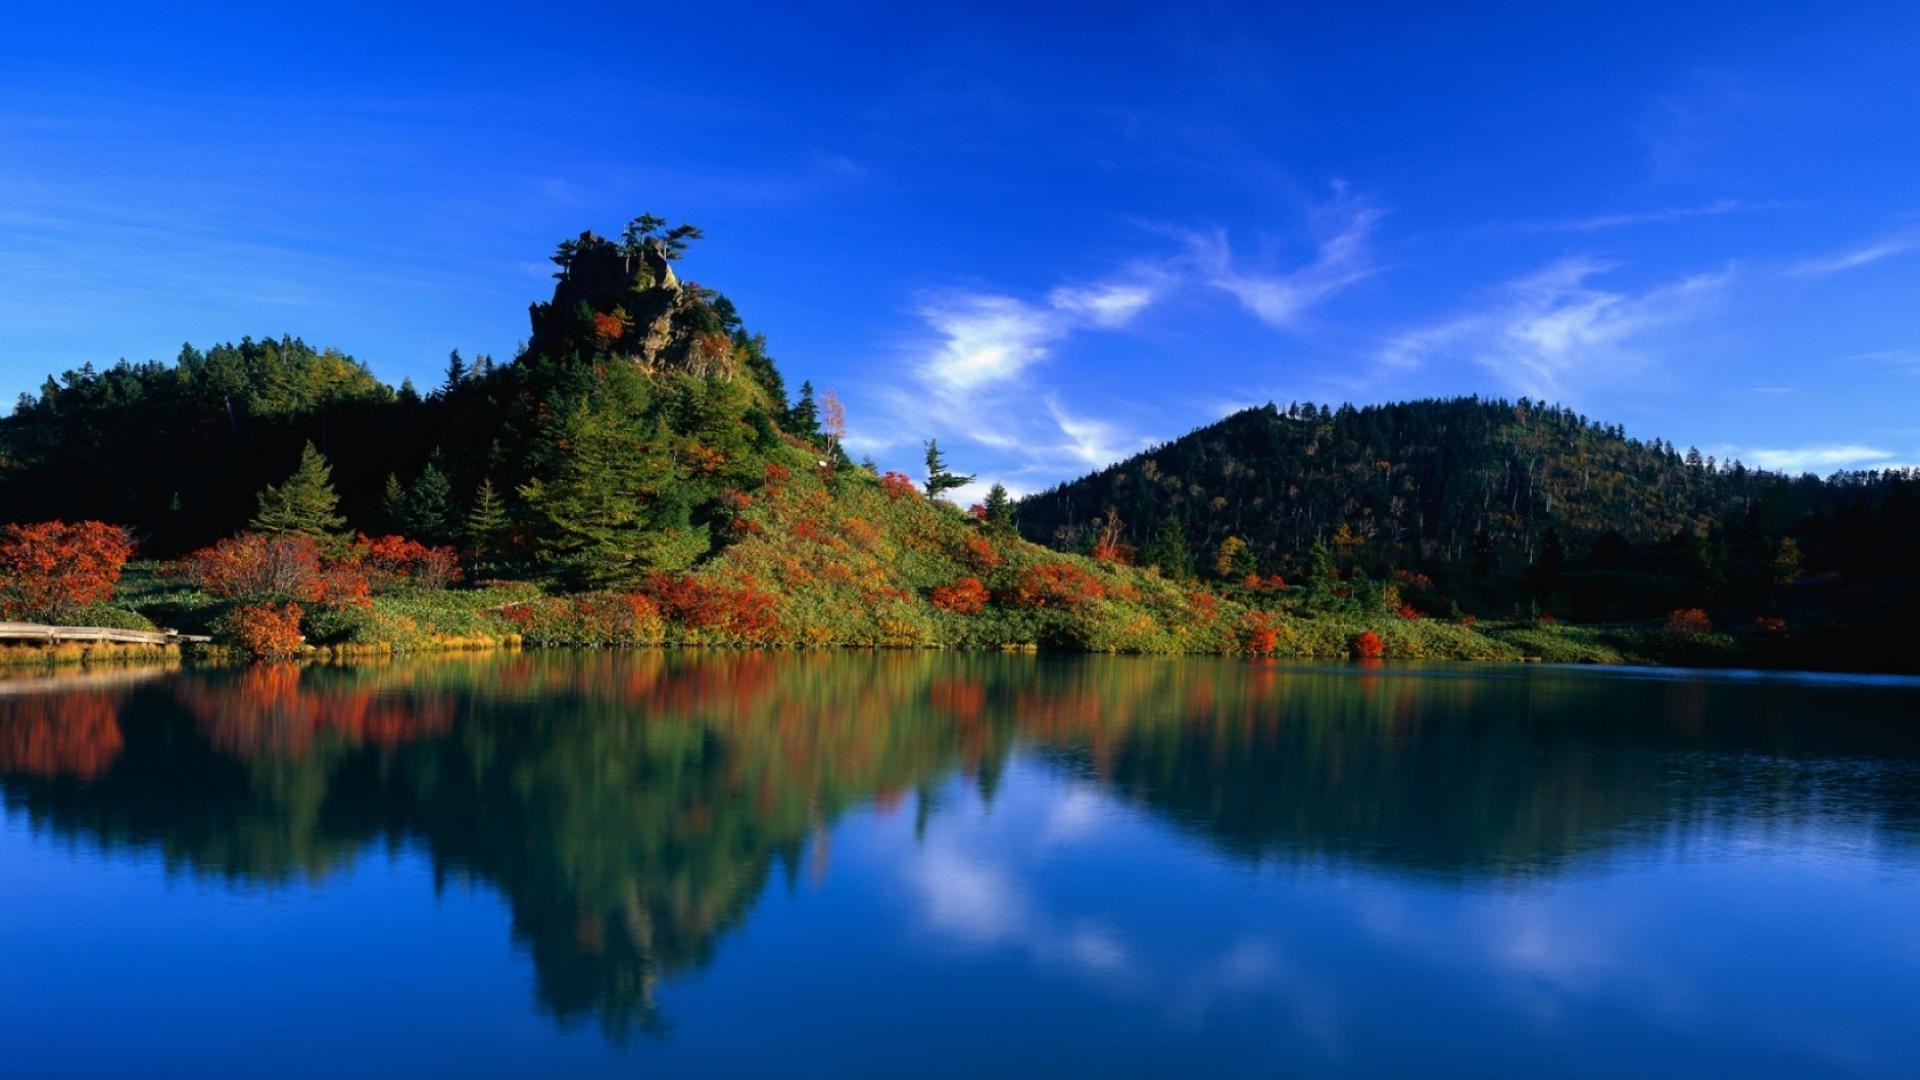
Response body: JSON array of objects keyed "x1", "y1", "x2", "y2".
[{"x1": 0, "y1": 621, "x2": 210, "y2": 646}]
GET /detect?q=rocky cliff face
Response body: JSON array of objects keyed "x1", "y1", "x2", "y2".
[{"x1": 527, "y1": 232, "x2": 733, "y2": 379}]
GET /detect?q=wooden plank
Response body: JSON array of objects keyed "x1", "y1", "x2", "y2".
[{"x1": 0, "y1": 621, "x2": 209, "y2": 646}]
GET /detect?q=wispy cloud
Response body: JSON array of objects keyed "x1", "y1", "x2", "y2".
[
  {"x1": 1852, "y1": 349, "x2": 1920, "y2": 373},
  {"x1": 1743, "y1": 444, "x2": 1897, "y2": 474},
  {"x1": 1782, "y1": 231, "x2": 1920, "y2": 278},
  {"x1": 1521, "y1": 197, "x2": 1777, "y2": 233},
  {"x1": 1185, "y1": 194, "x2": 1382, "y2": 327},
  {"x1": 1377, "y1": 257, "x2": 1728, "y2": 401}
]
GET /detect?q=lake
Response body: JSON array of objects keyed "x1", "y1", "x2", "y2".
[{"x1": 3, "y1": 652, "x2": 1919, "y2": 1076}]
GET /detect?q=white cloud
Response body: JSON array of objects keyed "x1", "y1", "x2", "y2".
[
  {"x1": 1377, "y1": 257, "x2": 1728, "y2": 400},
  {"x1": 1186, "y1": 197, "x2": 1381, "y2": 327},
  {"x1": 1783, "y1": 231, "x2": 1920, "y2": 278},
  {"x1": 1744, "y1": 444, "x2": 1895, "y2": 474},
  {"x1": 1521, "y1": 198, "x2": 1771, "y2": 233}
]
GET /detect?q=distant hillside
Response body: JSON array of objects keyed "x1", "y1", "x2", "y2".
[{"x1": 1018, "y1": 398, "x2": 1918, "y2": 615}]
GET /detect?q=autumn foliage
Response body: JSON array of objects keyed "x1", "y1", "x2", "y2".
[
  {"x1": 1351, "y1": 630, "x2": 1386, "y2": 660},
  {"x1": 223, "y1": 602, "x2": 306, "y2": 659},
  {"x1": 1665, "y1": 608, "x2": 1713, "y2": 635},
  {"x1": 879, "y1": 471, "x2": 918, "y2": 500},
  {"x1": 1012, "y1": 563, "x2": 1106, "y2": 610},
  {"x1": 930, "y1": 577, "x2": 990, "y2": 614},
  {"x1": 175, "y1": 532, "x2": 368, "y2": 604},
  {"x1": 355, "y1": 534, "x2": 461, "y2": 591},
  {"x1": 0, "y1": 520, "x2": 135, "y2": 622},
  {"x1": 645, "y1": 573, "x2": 782, "y2": 641}
]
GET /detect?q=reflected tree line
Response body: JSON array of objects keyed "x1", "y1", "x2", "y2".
[{"x1": 3, "y1": 653, "x2": 1918, "y2": 1038}]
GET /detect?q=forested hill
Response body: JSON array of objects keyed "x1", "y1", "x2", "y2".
[{"x1": 1017, "y1": 399, "x2": 1917, "y2": 587}]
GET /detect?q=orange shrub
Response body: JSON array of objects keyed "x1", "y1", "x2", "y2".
[
  {"x1": 879, "y1": 471, "x2": 918, "y2": 500},
  {"x1": 1351, "y1": 630, "x2": 1386, "y2": 660},
  {"x1": 962, "y1": 534, "x2": 1004, "y2": 571},
  {"x1": 1754, "y1": 615, "x2": 1788, "y2": 636},
  {"x1": 0, "y1": 520, "x2": 135, "y2": 622},
  {"x1": 1012, "y1": 563, "x2": 1106, "y2": 610},
  {"x1": 355, "y1": 534, "x2": 461, "y2": 591},
  {"x1": 225, "y1": 602, "x2": 305, "y2": 659},
  {"x1": 646, "y1": 573, "x2": 782, "y2": 641},
  {"x1": 177, "y1": 532, "x2": 369, "y2": 604},
  {"x1": 591, "y1": 311, "x2": 625, "y2": 343},
  {"x1": 1398, "y1": 603, "x2": 1422, "y2": 621},
  {"x1": 931, "y1": 577, "x2": 990, "y2": 614},
  {"x1": 1241, "y1": 612, "x2": 1282, "y2": 654},
  {"x1": 1665, "y1": 608, "x2": 1712, "y2": 634}
]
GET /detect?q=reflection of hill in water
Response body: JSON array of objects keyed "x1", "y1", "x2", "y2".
[{"x1": 3, "y1": 654, "x2": 1917, "y2": 1038}]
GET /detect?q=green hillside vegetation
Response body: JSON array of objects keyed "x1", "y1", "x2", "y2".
[{"x1": 1, "y1": 216, "x2": 1914, "y2": 671}]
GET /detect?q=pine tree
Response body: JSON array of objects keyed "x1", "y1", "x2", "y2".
[
  {"x1": 251, "y1": 441, "x2": 346, "y2": 540},
  {"x1": 443, "y1": 349, "x2": 467, "y2": 393},
  {"x1": 407, "y1": 455, "x2": 456, "y2": 545},
  {"x1": 924, "y1": 439, "x2": 973, "y2": 501},
  {"x1": 787, "y1": 381, "x2": 820, "y2": 440},
  {"x1": 464, "y1": 477, "x2": 508, "y2": 565},
  {"x1": 983, "y1": 483, "x2": 1016, "y2": 533},
  {"x1": 380, "y1": 473, "x2": 409, "y2": 533},
  {"x1": 1140, "y1": 517, "x2": 1194, "y2": 580}
]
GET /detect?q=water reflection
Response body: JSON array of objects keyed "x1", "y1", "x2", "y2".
[{"x1": 2, "y1": 653, "x2": 1918, "y2": 1043}]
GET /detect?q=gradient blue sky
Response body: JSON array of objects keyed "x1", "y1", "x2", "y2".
[{"x1": 4, "y1": 3, "x2": 1918, "y2": 500}]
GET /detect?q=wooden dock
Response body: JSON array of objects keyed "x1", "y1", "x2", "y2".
[{"x1": 0, "y1": 621, "x2": 211, "y2": 646}]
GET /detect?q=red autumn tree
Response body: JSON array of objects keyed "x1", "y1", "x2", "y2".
[
  {"x1": 0, "y1": 520, "x2": 135, "y2": 623},
  {"x1": 1351, "y1": 630, "x2": 1386, "y2": 660}
]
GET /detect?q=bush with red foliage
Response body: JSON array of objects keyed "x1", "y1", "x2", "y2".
[
  {"x1": 1351, "y1": 630, "x2": 1386, "y2": 660},
  {"x1": 355, "y1": 534, "x2": 460, "y2": 591},
  {"x1": 1011, "y1": 563, "x2": 1106, "y2": 610},
  {"x1": 962, "y1": 534, "x2": 1004, "y2": 571},
  {"x1": 645, "y1": 573, "x2": 782, "y2": 641},
  {"x1": 0, "y1": 520, "x2": 135, "y2": 622},
  {"x1": 1665, "y1": 608, "x2": 1713, "y2": 635},
  {"x1": 1398, "y1": 603, "x2": 1422, "y2": 621},
  {"x1": 879, "y1": 471, "x2": 918, "y2": 500},
  {"x1": 177, "y1": 532, "x2": 369, "y2": 604},
  {"x1": 1241, "y1": 612, "x2": 1282, "y2": 655},
  {"x1": 591, "y1": 311, "x2": 625, "y2": 344},
  {"x1": 223, "y1": 602, "x2": 305, "y2": 659},
  {"x1": 501, "y1": 592, "x2": 665, "y2": 646},
  {"x1": 1754, "y1": 615, "x2": 1788, "y2": 637},
  {"x1": 966, "y1": 503, "x2": 988, "y2": 521},
  {"x1": 930, "y1": 576, "x2": 990, "y2": 614}
]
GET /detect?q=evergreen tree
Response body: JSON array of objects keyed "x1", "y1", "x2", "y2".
[
  {"x1": 787, "y1": 381, "x2": 820, "y2": 440},
  {"x1": 407, "y1": 454, "x2": 456, "y2": 545},
  {"x1": 983, "y1": 482, "x2": 1016, "y2": 533},
  {"x1": 924, "y1": 439, "x2": 973, "y2": 501},
  {"x1": 443, "y1": 349, "x2": 467, "y2": 393},
  {"x1": 250, "y1": 441, "x2": 346, "y2": 540},
  {"x1": 1140, "y1": 516, "x2": 1194, "y2": 579},
  {"x1": 380, "y1": 473, "x2": 409, "y2": 533},
  {"x1": 1304, "y1": 540, "x2": 1339, "y2": 597},
  {"x1": 464, "y1": 477, "x2": 509, "y2": 566}
]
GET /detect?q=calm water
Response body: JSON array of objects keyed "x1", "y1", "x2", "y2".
[{"x1": 3, "y1": 653, "x2": 1919, "y2": 1076}]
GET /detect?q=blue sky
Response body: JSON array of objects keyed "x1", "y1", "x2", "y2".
[{"x1": 4, "y1": 3, "x2": 1918, "y2": 500}]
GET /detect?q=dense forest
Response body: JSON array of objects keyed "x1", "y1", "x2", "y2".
[
  {"x1": 1020, "y1": 400, "x2": 1920, "y2": 623},
  {"x1": 0, "y1": 215, "x2": 1913, "y2": 671}
]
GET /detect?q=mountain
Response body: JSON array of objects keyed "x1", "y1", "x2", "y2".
[{"x1": 1018, "y1": 399, "x2": 1919, "y2": 620}]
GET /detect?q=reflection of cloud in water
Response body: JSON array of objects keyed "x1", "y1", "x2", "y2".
[{"x1": 898, "y1": 775, "x2": 1348, "y2": 1054}]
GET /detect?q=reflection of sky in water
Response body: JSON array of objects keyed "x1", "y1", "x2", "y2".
[
  {"x1": 837, "y1": 760, "x2": 1920, "y2": 1076},
  {"x1": 5, "y1": 655, "x2": 1920, "y2": 1076}
]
